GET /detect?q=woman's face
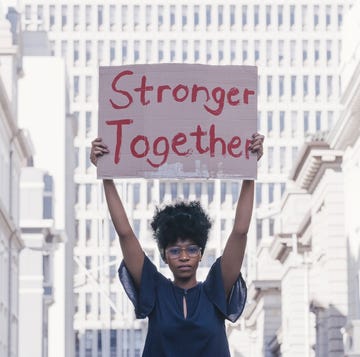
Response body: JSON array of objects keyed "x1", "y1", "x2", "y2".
[{"x1": 164, "y1": 239, "x2": 202, "y2": 282}]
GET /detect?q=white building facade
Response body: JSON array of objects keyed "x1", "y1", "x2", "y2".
[
  {"x1": 17, "y1": 1, "x2": 356, "y2": 356},
  {"x1": 0, "y1": 4, "x2": 32, "y2": 357}
]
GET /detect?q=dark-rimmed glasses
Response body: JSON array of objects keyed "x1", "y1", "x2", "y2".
[{"x1": 166, "y1": 245, "x2": 202, "y2": 260}]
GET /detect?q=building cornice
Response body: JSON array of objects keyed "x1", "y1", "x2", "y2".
[
  {"x1": 289, "y1": 143, "x2": 343, "y2": 193},
  {"x1": 244, "y1": 280, "x2": 281, "y2": 324}
]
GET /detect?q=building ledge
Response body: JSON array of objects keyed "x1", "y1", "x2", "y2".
[{"x1": 342, "y1": 319, "x2": 360, "y2": 356}]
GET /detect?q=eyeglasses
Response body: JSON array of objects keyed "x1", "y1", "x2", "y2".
[{"x1": 165, "y1": 245, "x2": 202, "y2": 259}]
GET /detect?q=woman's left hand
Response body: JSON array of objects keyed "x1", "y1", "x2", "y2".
[{"x1": 249, "y1": 133, "x2": 265, "y2": 161}]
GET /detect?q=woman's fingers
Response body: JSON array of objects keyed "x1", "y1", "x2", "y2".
[
  {"x1": 90, "y1": 138, "x2": 109, "y2": 166},
  {"x1": 250, "y1": 133, "x2": 264, "y2": 161}
]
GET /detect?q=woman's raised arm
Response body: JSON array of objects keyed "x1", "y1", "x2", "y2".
[
  {"x1": 220, "y1": 133, "x2": 264, "y2": 297},
  {"x1": 91, "y1": 138, "x2": 144, "y2": 288}
]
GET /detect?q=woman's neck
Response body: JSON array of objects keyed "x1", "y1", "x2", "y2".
[{"x1": 173, "y1": 277, "x2": 198, "y2": 290}]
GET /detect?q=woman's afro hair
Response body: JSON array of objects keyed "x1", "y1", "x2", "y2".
[{"x1": 150, "y1": 201, "x2": 212, "y2": 258}]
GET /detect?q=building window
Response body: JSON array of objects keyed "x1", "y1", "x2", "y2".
[
  {"x1": 278, "y1": 40, "x2": 284, "y2": 64},
  {"x1": 326, "y1": 75, "x2": 333, "y2": 98},
  {"x1": 85, "y1": 5, "x2": 91, "y2": 28},
  {"x1": 327, "y1": 40, "x2": 332, "y2": 62},
  {"x1": 110, "y1": 40, "x2": 116, "y2": 62},
  {"x1": 279, "y1": 76, "x2": 284, "y2": 98},
  {"x1": 218, "y1": 40, "x2": 224, "y2": 62},
  {"x1": 85, "y1": 330, "x2": 92, "y2": 357},
  {"x1": 280, "y1": 146, "x2": 286, "y2": 172},
  {"x1": 316, "y1": 111, "x2": 321, "y2": 131},
  {"x1": 266, "y1": 5, "x2": 271, "y2": 27},
  {"x1": 110, "y1": 330, "x2": 117, "y2": 357},
  {"x1": 61, "y1": 5, "x2": 67, "y2": 28},
  {"x1": 146, "y1": 5, "x2": 152, "y2": 29},
  {"x1": 158, "y1": 40, "x2": 164, "y2": 61},
  {"x1": 302, "y1": 40, "x2": 308, "y2": 63},
  {"x1": 158, "y1": 5, "x2": 164, "y2": 29},
  {"x1": 242, "y1": 5, "x2": 247, "y2": 28},
  {"x1": 49, "y1": 5, "x2": 55, "y2": 27},
  {"x1": 110, "y1": 5, "x2": 116, "y2": 28},
  {"x1": 302, "y1": 5, "x2": 307, "y2": 29},
  {"x1": 256, "y1": 219, "x2": 262, "y2": 243},
  {"x1": 267, "y1": 76, "x2": 272, "y2": 97},
  {"x1": 97, "y1": 5, "x2": 103, "y2": 28},
  {"x1": 182, "y1": 5, "x2": 187, "y2": 28},
  {"x1": 134, "y1": 5, "x2": 140, "y2": 29},
  {"x1": 267, "y1": 111, "x2": 273, "y2": 133},
  {"x1": 121, "y1": 5, "x2": 128, "y2": 29},
  {"x1": 280, "y1": 111, "x2": 285, "y2": 134},
  {"x1": 170, "y1": 5, "x2": 175, "y2": 27},
  {"x1": 86, "y1": 40, "x2": 91, "y2": 63},
  {"x1": 254, "y1": 5, "x2": 259, "y2": 27},
  {"x1": 183, "y1": 40, "x2": 188, "y2": 61},
  {"x1": 170, "y1": 40, "x2": 176, "y2": 62},
  {"x1": 303, "y1": 75, "x2": 309, "y2": 97},
  {"x1": 269, "y1": 183, "x2": 274, "y2": 203},
  {"x1": 291, "y1": 111, "x2": 298, "y2": 136},
  {"x1": 290, "y1": 5, "x2": 295, "y2": 27},
  {"x1": 326, "y1": 5, "x2": 331, "y2": 28},
  {"x1": 218, "y1": 5, "x2": 224, "y2": 28},
  {"x1": 242, "y1": 40, "x2": 248, "y2": 62},
  {"x1": 266, "y1": 40, "x2": 272, "y2": 64},
  {"x1": 206, "y1": 5, "x2": 211, "y2": 27},
  {"x1": 73, "y1": 41, "x2": 79, "y2": 63},
  {"x1": 314, "y1": 5, "x2": 319, "y2": 29},
  {"x1": 230, "y1": 5, "x2": 235, "y2": 28},
  {"x1": 290, "y1": 40, "x2": 296, "y2": 64},
  {"x1": 194, "y1": 5, "x2": 200, "y2": 27},
  {"x1": 268, "y1": 147, "x2": 274, "y2": 171},
  {"x1": 256, "y1": 183, "x2": 262, "y2": 207},
  {"x1": 134, "y1": 40, "x2": 140, "y2": 62},
  {"x1": 304, "y1": 111, "x2": 309, "y2": 134},
  {"x1": 314, "y1": 40, "x2": 320, "y2": 63},
  {"x1": 291, "y1": 75, "x2": 296, "y2": 97},
  {"x1": 337, "y1": 5, "x2": 343, "y2": 28},
  {"x1": 254, "y1": 40, "x2": 260, "y2": 62},
  {"x1": 278, "y1": 5, "x2": 283, "y2": 28},
  {"x1": 207, "y1": 181, "x2": 214, "y2": 203},
  {"x1": 315, "y1": 75, "x2": 321, "y2": 97},
  {"x1": 194, "y1": 40, "x2": 200, "y2": 62}
]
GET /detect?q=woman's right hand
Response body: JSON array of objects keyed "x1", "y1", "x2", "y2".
[{"x1": 90, "y1": 137, "x2": 109, "y2": 166}]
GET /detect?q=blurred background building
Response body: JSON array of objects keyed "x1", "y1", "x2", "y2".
[{"x1": 1, "y1": 0, "x2": 359, "y2": 356}]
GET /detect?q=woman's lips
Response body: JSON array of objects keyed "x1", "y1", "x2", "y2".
[{"x1": 178, "y1": 265, "x2": 192, "y2": 271}]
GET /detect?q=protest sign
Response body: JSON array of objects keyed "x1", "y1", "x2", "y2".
[{"x1": 98, "y1": 64, "x2": 257, "y2": 179}]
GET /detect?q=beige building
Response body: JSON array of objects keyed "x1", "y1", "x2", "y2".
[{"x1": 241, "y1": 3, "x2": 360, "y2": 356}]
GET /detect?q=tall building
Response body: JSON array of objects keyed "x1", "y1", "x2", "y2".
[
  {"x1": 17, "y1": 30, "x2": 76, "y2": 357},
  {"x1": 0, "y1": 5, "x2": 32, "y2": 357},
  {"x1": 18, "y1": 1, "x2": 355, "y2": 356}
]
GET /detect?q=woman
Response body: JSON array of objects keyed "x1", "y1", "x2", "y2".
[{"x1": 90, "y1": 133, "x2": 264, "y2": 356}]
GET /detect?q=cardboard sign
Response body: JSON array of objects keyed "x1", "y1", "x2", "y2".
[{"x1": 98, "y1": 64, "x2": 257, "y2": 179}]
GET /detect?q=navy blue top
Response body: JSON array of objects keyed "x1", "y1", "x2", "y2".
[{"x1": 119, "y1": 256, "x2": 247, "y2": 357}]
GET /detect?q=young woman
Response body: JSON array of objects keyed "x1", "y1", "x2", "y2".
[{"x1": 90, "y1": 133, "x2": 264, "y2": 356}]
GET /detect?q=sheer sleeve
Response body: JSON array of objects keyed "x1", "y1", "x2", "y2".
[
  {"x1": 118, "y1": 255, "x2": 158, "y2": 319},
  {"x1": 203, "y1": 257, "x2": 247, "y2": 323}
]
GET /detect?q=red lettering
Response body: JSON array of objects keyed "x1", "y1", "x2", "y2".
[
  {"x1": 204, "y1": 87, "x2": 225, "y2": 116},
  {"x1": 227, "y1": 87, "x2": 240, "y2": 106},
  {"x1": 157, "y1": 85, "x2": 171, "y2": 102},
  {"x1": 245, "y1": 138, "x2": 252, "y2": 159},
  {"x1": 109, "y1": 71, "x2": 133, "y2": 109},
  {"x1": 106, "y1": 119, "x2": 133, "y2": 164},
  {"x1": 209, "y1": 124, "x2": 226, "y2": 157},
  {"x1": 227, "y1": 136, "x2": 242, "y2": 157},
  {"x1": 189, "y1": 125, "x2": 209, "y2": 154},
  {"x1": 173, "y1": 84, "x2": 189, "y2": 102},
  {"x1": 134, "y1": 75, "x2": 153, "y2": 105},
  {"x1": 130, "y1": 135, "x2": 150, "y2": 158},
  {"x1": 191, "y1": 85, "x2": 210, "y2": 103},
  {"x1": 147, "y1": 137, "x2": 169, "y2": 168},
  {"x1": 172, "y1": 133, "x2": 192, "y2": 156},
  {"x1": 243, "y1": 88, "x2": 255, "y2": 104}
]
